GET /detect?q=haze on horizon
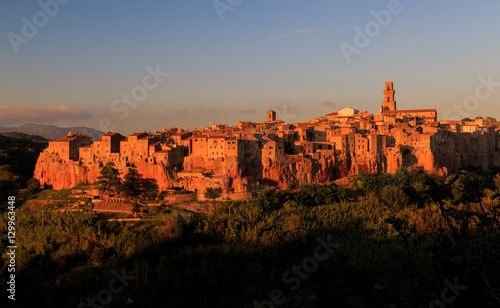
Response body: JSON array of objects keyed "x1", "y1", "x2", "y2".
[{"x1": 1, "y1": 0, "x2": 499, "y2": 135}]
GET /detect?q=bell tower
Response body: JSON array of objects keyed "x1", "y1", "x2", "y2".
[
  {"x1": 380, "y1": 81, "x2": 396, "y2": 113},
  {"x1": 267, "y1": 110, "x2": 276, "y2": 122}
]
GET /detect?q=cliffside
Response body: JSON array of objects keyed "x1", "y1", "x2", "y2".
[
  {"x1": 34, "y1": 131, "x2": 500, "y2": 192},
  {"x1": 34, "y1": 152, "x2": 93, "y2": 190},
  {"x1": 261, "y1": 152, "x2": 384, "y2": 189},
  {"x1": 34, "y1": 152, "x2": 177, "y2": 191},
  {"x1": 430, "y1": 131, "x2": 500, "y2": 174}
]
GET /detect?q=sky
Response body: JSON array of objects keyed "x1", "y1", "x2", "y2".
[{"x1": 1, "y1": 0, "x2": 499, "y2": 135}]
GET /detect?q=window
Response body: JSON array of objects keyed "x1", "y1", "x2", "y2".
[{"x1": 387, "y1": 97, "x2": 390, "y2": 102}]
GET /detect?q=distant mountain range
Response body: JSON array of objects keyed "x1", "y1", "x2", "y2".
[{"x1": 0, "y1": 124, "x2": 103, "y2": 141}]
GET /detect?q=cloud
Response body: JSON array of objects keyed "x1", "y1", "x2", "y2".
[
  {"x1": 208, "y1": 108, "x2": 226, "y2": 113},
  {"x1": 170, "y1": 107, "x2": 226, "y2": 116},
  {"x1": 234, "y1": 108, "x2": 257, "y2": 114},
  {"x1": 249, "y1": 28, "x2": 318, "y2": 46},
  {"x1": 321, "y1": 101, "x2": 335, "y2": 107},
  {"x1": 0, "y1": 105, "x2": 90, "y2": 125},
  {"x1": 191, "y1": 107, "x2": 226, "y2": 114}
]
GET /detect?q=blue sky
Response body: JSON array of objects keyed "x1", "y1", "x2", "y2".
[{"x1": 1, "y1": 0, "x2": 499, "y2": 134}]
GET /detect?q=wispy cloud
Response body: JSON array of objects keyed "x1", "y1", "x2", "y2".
[
  {"x1": 321, "y1": 101, "x2": 335, "y2": 107},
  {"x1": 0, "y1": 105, "x2": 90, "y2": 125},
  {"x1": 249, "y1": 28, "x2": 318, "y2": 46},
  {"x1": 170, "y1": 107, "x2": 226, "y2": 116},
  {"x1": 234, "y1": 108, "x2": 257, "y2": 114}
]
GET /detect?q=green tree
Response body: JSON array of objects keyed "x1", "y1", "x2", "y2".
[
  {"x1": 204, "y1": 187, "x2": 221, "y2": 200},
  {"x1": 120, "y1": 168, "x2": 141, "y2": 197},
  {"x1": 97, "y1": 162, "x2": 121, "y2": 196},
  {"x1": 173, "y1": 213, "x2": 184, "y2": 238},
  {"x1": 131, "y1": 202, "x2": 142, "y2": 217},
  {"x1": 258, "y1": 188, "x2": 289, "y2": 210},
  {"x1": 120, "y1": 167, "x2": 158, "y2": 198},
  {"x1": 484, "y1": 116, "x2": 499, "y2": 128},
  {"x1": 26, "y1": 178, "x2": 41, "y2": 194}
]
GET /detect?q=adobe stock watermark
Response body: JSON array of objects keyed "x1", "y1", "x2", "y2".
[
  {"x1": 419, "y1": 276, "x2": 467, "y2": 308},
  {"x1": 99, "y1": 64, "x2": 169, "y2": 133},
  {"x1": 273, "y1": 105, "x2": 297, "y2": 124},
  {"x1": 340, "y1": 0, "x2": 404, "y2": 64},
  {"x1": 77, "y1": 267, "x2": 135, "y2": 308},
  {"x1": 213, "y1": 0, "x2": 243, "y2": 21},
  {"x1": 443, "y1": 74, "x2": 500, "y2": 120},
  {"x1": 7, "y1": 0, "x2": 71, "y2": 54},
  {"x1": 253, "y1": 235, "x2": 340, "y2": 307}
]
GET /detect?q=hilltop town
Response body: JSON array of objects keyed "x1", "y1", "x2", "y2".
[{"x1": 34, "y1": 82, "x2": 500, "y2": 192}]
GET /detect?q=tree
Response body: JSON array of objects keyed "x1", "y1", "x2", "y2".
[
  {"x1": 119, "y1": 167, "x2": 158, "y2": 198},
  {"x1": 26, "y1": 178, "x2": 41, "y2": 194},
  {"x1": 173, "y1": 213, "x2": 184, "y2": 238},
  {"x1": 97, "y1": 162, "x2": 121, "y2": 196},
  {"x1": 120, "y1": 168, "x2": 142, "y2": 197},
  {"x1": 204, "y1": 187, "x2": 221, "y2": 200},
  {"x1": 258, "y1": 188, "x2": 289, "y2": 210},
  {"x1": 131, "y1": 202, "x2": 142, "y2": 217},
  {"x1": 485, "y1": 117, "x2": 499, "y2": 128}
]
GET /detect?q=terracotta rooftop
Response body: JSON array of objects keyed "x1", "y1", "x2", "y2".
[
  {"x1": 239, "y1": 136, "x2": 259, "y2": 141},
  {"x1": 103, "y1": 132, "x2": 120, "y2": 136},
  {"x1": 358, "y1": 119, "x2": 373, "y2": 125},
  {"x1": 51, "y1": 133, "x2": 91, "y2": 142},
  {"x1": 130, "y1": 132, "x2": 147, "y2": 136},
  {"x1": 382, "y1": 109, "x2": 436, "y2": 114}
]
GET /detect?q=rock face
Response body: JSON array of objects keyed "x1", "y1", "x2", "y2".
[
  {"x1": 34, "y1": 153, "x2": 177, "y2": 191},
  {"x1": 34, "y1": 130, "x2": 500, "y2": 191}
]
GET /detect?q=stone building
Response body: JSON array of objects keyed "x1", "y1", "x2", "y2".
[{"x1": 48, "y1": 132, "x2": 92, "y2": 162}]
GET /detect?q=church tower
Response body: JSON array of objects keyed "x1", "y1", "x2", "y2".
[
  {"x1": 267, "y1": 110, "x2": 276, "y2": 122},
  {"x1": 380, "y1": 81, "x2": 396, "y2": 113}
]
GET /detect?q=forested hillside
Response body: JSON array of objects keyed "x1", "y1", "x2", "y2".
[
  {"x1": 0, "y1": 132, "x2": 48, "y2": 198},
  {"x1": 1, "y1": 167, "x2": 499, "y2": 307}
]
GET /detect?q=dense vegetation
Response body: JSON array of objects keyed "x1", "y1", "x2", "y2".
[
  {"x1": 0, "y1": 133, "x2": 48, "y2": 199},
  {"x1": 1, "y1": 167, "x2": 499, "y2": 307},
  {"x1": 97, "y1": 162, "x2": 159, "y2": 199},
  {"x1": 462, "y1": 116, "x2": 500, "y2": 128}
]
